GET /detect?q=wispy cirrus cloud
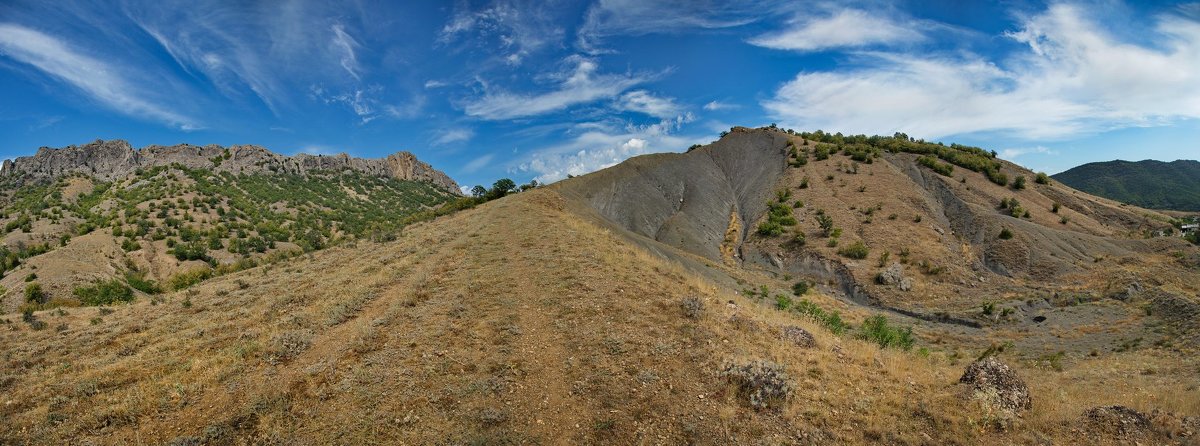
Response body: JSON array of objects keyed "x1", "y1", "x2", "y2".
[
  {"x1": 763, "y1": 4, "x2": 1200, "y2": 140},
  {"x1": 749, "y1": 8, "x2": 926, "y2": 52},
  {"x1": 577, "y1": 0, "x2": 778, "y2": 51},
  {"x1": 330, "y1": 22, "x2": 362, "y2": 81},
  {"x1": 433, "y1": 127, "x2": 475, "y2": 145},
  {"x1": 614, "y1": 90, "x2": 682, "y2": 118},
  {"x1": 438, "y1": 0, "x2": 564, "y2": 66},
  {"x1": 0, "y1": 23, "x2": 199, "y2": 129},
  {"x1": 462, "y1": 56, "x2": 652, "y2": 120}
]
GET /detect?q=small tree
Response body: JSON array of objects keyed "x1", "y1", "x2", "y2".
[
  {"x1": 470, "y1": 185, "x2": 487, "y2": 198},
  {"x1": 816, "y1": 214, "x2": 835, "y2": 237}
]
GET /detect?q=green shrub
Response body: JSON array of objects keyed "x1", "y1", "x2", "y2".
[
  {"x1": 168, "y1": 268, "x2": 213, "y2": 291},
  {"x1": 73, "y1": 279, "x2": 134, "y2": 306},
  {"x1": 792, "y1": 299, "x2": 849, "y2": 335},
  {"x1": 917, "y1": 156, "x2": 954, "y2": 176},
  {"x1": 817, "y1": 214, "x2": 834, "y2": 237},
  {"x1": 756, "y1": 221, "x2": 784, "y2": 237},
  {"x1": 857, "y1": 315, "x2": 914, "y2": 350},
  {"x1": 1034, "y1": 172, "x2": 1051, "y2": 185},
  {"x1": 791, "y1": 281, "x2": 809, "y2": 296},
  {"x1": 838, "y1": 240, "x2": 869, "y2": 259},
  {"x1": 125, "y1": 271, "x2": 162, "y2": 294},
  {"x1": 999, "y1": 228, "x2": 1013, "y2": 240},
  {"x1": 24, "y1": 282, "x2": 46, "y2": 305},
  {"x1": 1012, "y1": 175, "x2": 1027, "y2": 190},
  {"x1": 775, "y1": 294, "x2": 793, "y2": 310}
]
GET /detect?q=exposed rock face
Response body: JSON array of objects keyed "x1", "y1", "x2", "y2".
[
  {"x1": 0, "y1": 139, "x2": 460, "y2": 194},
  {"x1": 876, "y1": 262, "x2": 913, "y2": 291},
  {"x1": 959, "y1": 357, "x2": 1032, "y2": 413}
]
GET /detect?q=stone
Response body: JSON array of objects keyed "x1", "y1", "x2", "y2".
[
  {"x1": 779, "y1": 325, "x2": 816, "y2": 348},
  {"x1": 959, "y1": 357, "x2": 1031, "y2": 413}
]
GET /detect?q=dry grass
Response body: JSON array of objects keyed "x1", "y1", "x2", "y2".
[{"x1": 0, "y1": 188, "x2": 1195, "y2": 445}]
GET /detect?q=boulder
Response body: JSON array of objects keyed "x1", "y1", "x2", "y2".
[
  {"x1": 779, "y1": 325, "x2": 816, "y2": 348},
  {"x1": 959, "y1": 357, "x2": 1031, "y2": 412}
]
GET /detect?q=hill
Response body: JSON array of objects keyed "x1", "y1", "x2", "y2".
[
  {"x1": 1053, "y1": 159, "x2": 1200, "y2": 211},
  {"x1": 0, "y1": 140, "x2": 461, "y2": 312},
  {"x1": 1, "y1": 128, "x2": 1197, "y2": 444}
]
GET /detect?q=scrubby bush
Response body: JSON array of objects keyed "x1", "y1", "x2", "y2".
[
  {"x1": 858, "y1": 315, "x2": 915, "y2": 350},
  {"x1": 838, "y1": 240, "x2": 869, "y2": 259},
  {"x1": 125, "y1": 271, "x2": 162, "y2": 294},
  {"x1": 24, "y1": 283, "x2": 46, "y2": 305},
  {"x1": 999, "y1": 228, "x2": 1014, "y2": 240},
  {"x1": 816, "y1": 213, "x2": 835, "y2": 237},
  {"x1": 792, "y1": 281, "x2": 809, "y2": 296},
  {"x1": 1012, "y1": 176, "x2": 1027, "y2": 190},
  {"x1": 680, "y1": 296, "x2": 704, "y2": 319},
  {"x1": 721, "y1": 360, "x2": 793, "y2": 410},
  {"x1": 1035, "y1": 172, "x2": 1051, "y2": 185},
  {"x1": 73, "y1": 279, "x2": 134, "y2": 306},
  {"x1": 917, "y1": 156, "x2": 954, "y2": 176}
]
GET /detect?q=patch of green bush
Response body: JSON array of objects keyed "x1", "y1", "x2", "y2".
[
  {"x1": 837, "y1": 240, "x2": 869, "y2": 259},
  {"x1": 73, "y1": 279, "x2": 134, "y2": 306},
  {"x1": 857, "y1": 315, "x2": 915, "y2": 350}
]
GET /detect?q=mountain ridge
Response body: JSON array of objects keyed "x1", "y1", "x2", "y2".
[
  {"x1": 1, "y1": 139, "x2": 461, "y2": 195},
  {"x1": 1053, "y1": 159, "x2": 1200, "y2": 211}
]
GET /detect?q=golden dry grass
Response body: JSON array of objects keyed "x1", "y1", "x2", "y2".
[{"x1": 0, "y1": 188, "x2": 1196, "y2": 445}]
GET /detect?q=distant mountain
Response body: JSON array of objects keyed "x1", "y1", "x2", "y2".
[{"x1": 1053, "y1": 159, "x2": 1200, "y2": 211}]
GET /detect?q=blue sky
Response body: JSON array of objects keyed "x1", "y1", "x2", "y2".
[{"x1": 1, "y1": 1, "x2": 1198, "y2": 191}]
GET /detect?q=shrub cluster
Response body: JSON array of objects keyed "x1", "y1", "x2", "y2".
[{"x1": 73, "y1": 279, "x2": 134, "y2": 306}]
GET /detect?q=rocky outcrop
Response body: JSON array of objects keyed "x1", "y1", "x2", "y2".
[
  {"x1": 959, "y1": 357, "x2": 1032, "y2": 413},
  {"x1": 0, "y1": 139, "x2": 460, "y2": 194}
]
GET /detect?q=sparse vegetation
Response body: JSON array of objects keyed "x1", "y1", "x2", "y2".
[
  {"x1": 721, "y1": 360, "x2": 793, "y2": 411},
  {"x1": 837, "y1": 240, "x2": 869, "y2": 259},
  {"x1": 857, "y1": 315, "x2": 915, "y2": 350}
]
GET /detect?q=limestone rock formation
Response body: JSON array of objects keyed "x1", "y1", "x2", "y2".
[{"x1": 0, "y1": 139, "x2": 460, "y2": 194}]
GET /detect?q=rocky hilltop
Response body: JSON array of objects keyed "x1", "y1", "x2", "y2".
[{"x1": 0, "y1": 139, "x2": 460, "y2": 194}]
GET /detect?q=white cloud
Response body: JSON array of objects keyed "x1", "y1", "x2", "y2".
[
  {"x1": 424, "y1": 80, "x2": 448, "y2": 89},
  {"x1": 749, "y1": 8, "x2": 925, "y2": 52},
  {"x1": 433, "y1": 127, "x2": 475, "y2": 145},
  {"x1": 438, "y1": 1, "x2": 564, "y2": 66},
  {"x1": 577, "y1": 0, "x2": 767, "y2": 51},
  {"x1": 999, "y1": 146, "x2": 1057, "y2": 160},
  {"x1": 515, "y1": 115, "x2": 695, "y2": 183},
  {"x1": 0, "y1": 23, "x2": 198, "y2": 129},
  {"x1": 762, "y1": 4, "x2": 1200, "y2": 140},
  {"x1": 330, "y1": 22, "x2": 362, "y2": 81},
  {"x1": 461, "y1": 153, "x2": 495, "y2": 174},
  {"x1": 702, "y1": 100, "x2": 736, "y2": 111},
  {"x1": 463, "y1": 56, "x2": 650, "y2": 120},
  {"x1": 127, "y1": 1, "x2": 376, "y2": 115},
  {"x1": 615, "y1": 90, "x2": 681, "y2": 118}
]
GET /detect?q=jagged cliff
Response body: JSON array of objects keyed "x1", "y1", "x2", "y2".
[{"x1": 0, "y1": 139, "x2": 461, "y2": 194}]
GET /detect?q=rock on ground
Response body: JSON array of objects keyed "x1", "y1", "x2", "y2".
[{"x1": 959, "y1": 357, "x2": 1031, "y2": 413}]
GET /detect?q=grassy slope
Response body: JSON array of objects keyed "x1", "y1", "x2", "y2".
[
  {"x1": 2, "y1": 189, "x2": 1196, "y2": 445},
  {"x1": 0, "y1": 167, "x2": 455, "y2": 311}
]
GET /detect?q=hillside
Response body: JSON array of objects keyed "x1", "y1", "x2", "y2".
[
  {"x1": 0, "y1": 141, "x2": 461, "y2": 312},
  {"x1": 1054, "y1": 159, "x2": 1200, "y2": 211},
  {"x1": 1, "y1": 128, "x2": 1198, "y2": 444}
]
